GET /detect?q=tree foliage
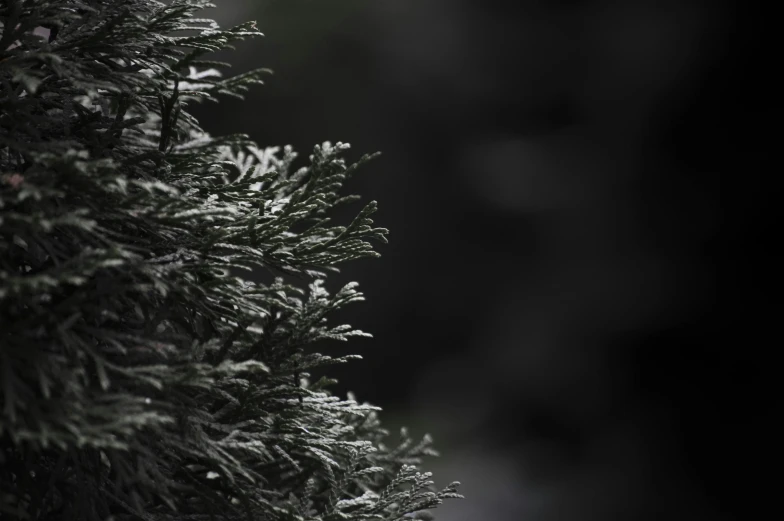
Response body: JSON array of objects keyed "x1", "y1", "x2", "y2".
[{"x1": 0, "y1": 1, "x2": 461, "y2": 519}]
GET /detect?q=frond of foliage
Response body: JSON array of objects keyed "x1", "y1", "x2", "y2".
[{"x1": 0, "y1": 1, "x2": 461, "y2": 519}]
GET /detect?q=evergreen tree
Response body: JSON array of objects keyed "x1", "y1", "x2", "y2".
[{"x1": 0, "y1": 1, "x2": 461, "y2": 519}]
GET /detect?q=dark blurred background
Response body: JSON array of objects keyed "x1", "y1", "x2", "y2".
[{"x1": 190, "y1": 1, "x2": 770, "y2": 520}]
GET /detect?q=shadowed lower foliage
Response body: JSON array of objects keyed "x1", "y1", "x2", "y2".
[{"x1": 0, "y1": 1, "x2": 461, "y2": 519}]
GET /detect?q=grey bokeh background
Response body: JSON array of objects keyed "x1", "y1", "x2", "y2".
[{"x1": 190, "y1": 1, "x2": 769, "y2": 520}]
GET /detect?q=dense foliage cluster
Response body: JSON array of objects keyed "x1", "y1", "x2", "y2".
[{"x1": 0, "y1": 1, "x2": 461, "y2": 519}]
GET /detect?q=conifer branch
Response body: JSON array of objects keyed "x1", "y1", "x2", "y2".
[{"x1": 0, "y1": 1, "x2": 461, "y2": 519}]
